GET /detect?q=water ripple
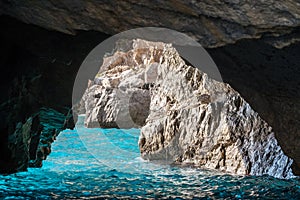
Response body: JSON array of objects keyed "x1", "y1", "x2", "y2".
[{"x1": 0, "y1": 128, "x2": 299, "y2": 199}]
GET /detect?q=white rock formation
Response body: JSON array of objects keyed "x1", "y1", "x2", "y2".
[{"x1": 81, "y1": 39, "x2": 295, "y2": 178}]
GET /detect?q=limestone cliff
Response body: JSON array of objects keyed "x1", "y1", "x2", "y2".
[{"x1": 82, "y1": 39, "x2": 295, "y2": 178}]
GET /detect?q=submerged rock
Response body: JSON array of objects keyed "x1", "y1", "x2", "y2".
[{"x1": 82, "y1": 39, "x2": 295, "y2": 178}]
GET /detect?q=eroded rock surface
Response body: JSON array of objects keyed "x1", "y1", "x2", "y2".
[
  {"x1": 207, "y1": 40, "x2": 300, "y2": 175},
  {"x1": 80, "y1": 40, "x2": 165, "y2": 128},
  {"x1": 82, "y1": 39, "x2": 295, "y2": 178},
  {"x1": 1, "y1": 0, "x2": 300, "y2": 48},
  {"x1": 3, "y1": 107, "x2": 71, "y2": 173}
]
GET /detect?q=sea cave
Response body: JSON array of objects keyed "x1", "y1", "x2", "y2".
[{"x1": 0, "y1": 1, "x2": 300, "y2": 199}]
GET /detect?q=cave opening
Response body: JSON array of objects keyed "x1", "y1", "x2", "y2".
[
  {"x1": 1, "y1": 14, "x2": 300, "y2": 173},
  {"x1": 0, "y1": 14, "x2": 299, "y2": 198}
]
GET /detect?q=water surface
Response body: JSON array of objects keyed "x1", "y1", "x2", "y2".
[{"x1": 0, "y1": 127, "x2": 299, "y2": 199}]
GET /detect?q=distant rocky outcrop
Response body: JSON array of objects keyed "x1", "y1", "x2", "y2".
[
  {"x1": 81, "y1": 39, "x2": 295, "y2": 178},
  {"x1": 1, "y1": 1, "x2": 300, "y2": 48},
  {"x1": 79, "y1": 40, "x2": 164, "y2": 128}
]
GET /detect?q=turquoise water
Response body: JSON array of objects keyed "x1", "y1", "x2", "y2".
[{"x1": 0, "y1": 127, "x2": 299, "y2": 199}]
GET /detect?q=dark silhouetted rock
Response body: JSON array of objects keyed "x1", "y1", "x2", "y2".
[{"x1": 1, "y1": 1, "x2": 300, "y2": 48}]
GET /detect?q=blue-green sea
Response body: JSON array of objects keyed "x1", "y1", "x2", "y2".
[{"x1": 0, "y1": 125, "x2": 299, "y2": 199}]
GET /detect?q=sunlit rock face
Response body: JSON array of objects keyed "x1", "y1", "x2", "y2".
[
  {"x1": 1, "y1": 0, "x2": 300, "y2": 48},
  {"x1": 81, "y1": 40, "x2": 171, "y2": 128},
  {"x1": 138, "y1": 41, "x2": 294, "y2": 179},
  {"x1": 80, "y1": 42, "x2": 161, "y2": 128},
  {"x1": 82, "y1": 39, "x2": 294, "y2": 178}
]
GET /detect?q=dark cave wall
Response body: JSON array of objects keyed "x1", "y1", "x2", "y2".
[
  {"x1": 0, "y1": 15, "x2": 299, "y2": 174},
  {"x1": 0, "y1": 16, "x2": 109, "y2": 173}
]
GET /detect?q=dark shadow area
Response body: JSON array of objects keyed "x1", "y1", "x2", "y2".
[{"x1": 0, "y1": 15, "x2": 109, "y2": 173}]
